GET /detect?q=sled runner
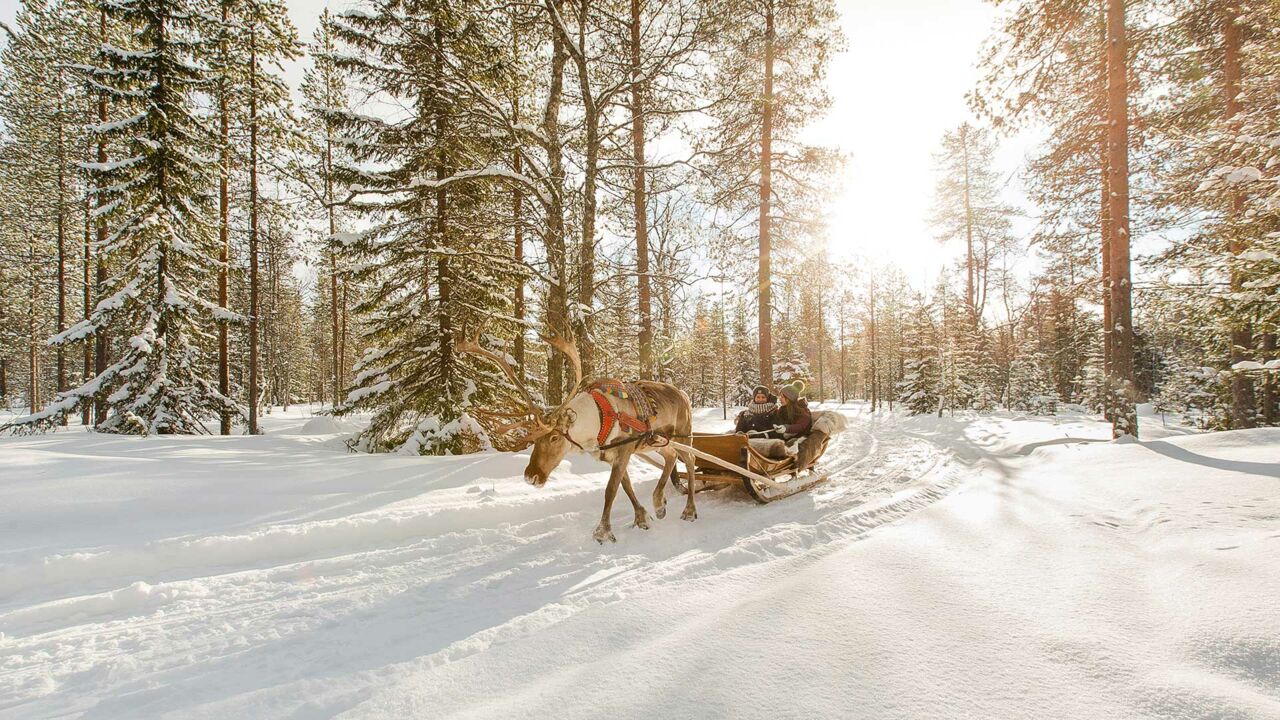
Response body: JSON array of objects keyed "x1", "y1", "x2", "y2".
[{"x1": 637, "y1": 411, "x2": 843, "y2": 504}]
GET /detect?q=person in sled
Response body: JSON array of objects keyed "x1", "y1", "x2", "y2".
[
  {"x1": 767, "y1": 384, "x2": 812, "y2": 441},
  {"x1": 734, "y1": 385, "x2": 777, "y2": 434}
]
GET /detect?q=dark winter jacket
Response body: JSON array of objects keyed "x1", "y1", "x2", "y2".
[
  {"x1": 734, "y1": 393, "x2": 778, "y2": 434},
  {"x1": 768, "y1": 398, "x2": 812, "y2": 439}
]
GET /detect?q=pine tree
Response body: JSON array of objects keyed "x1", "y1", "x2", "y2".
[
  {"x1": 930, "y1": 123, "x2": 1014, "y2": 324},
  {"x1": 898, "y1": 294, "x2": 940, "y2": 416},
  {"x1": 328, "y1": 1, "x2": 536, "y2": 454},
  {"x1": 298, "y1": 9, "x2": 350, "y2": 409},
  {"x1": 8, "y1": 0, "x2": 242, "y2": 433},
  {"x1": 698, "y1": 0, "x2": 844, "y2": 385}
]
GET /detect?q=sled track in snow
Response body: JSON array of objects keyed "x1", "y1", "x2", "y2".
[{"x1": 0, "y1": 408, "x2": 974, "y2": 715}]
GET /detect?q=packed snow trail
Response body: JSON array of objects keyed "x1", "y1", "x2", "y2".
[{"x1": 1, "y1": 405, "x2": 1278, "y2": 719}]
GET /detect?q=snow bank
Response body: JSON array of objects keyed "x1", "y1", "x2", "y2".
[{"x1": 295, "y1": 415, "x2": 355, "y2": 435}]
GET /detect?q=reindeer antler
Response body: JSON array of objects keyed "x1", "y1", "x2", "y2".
[
  {"x1": 537, "y1": 329, "x2": 589, "y2": 420},
  {"x1": 455, "y1": 330, "x2": 546, "y2": 426},
  {"x1": 541, "y1": 330, "x2": 583, "y2": 392}
]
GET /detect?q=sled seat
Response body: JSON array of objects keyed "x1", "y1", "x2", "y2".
[
  {"x1": 687, "y1": 432, "x2": 799, "y2": 485},
  {"x1": 748, "y1": 437, "x2": 791, "y2": 459}
]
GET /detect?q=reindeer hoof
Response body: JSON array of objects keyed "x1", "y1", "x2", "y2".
[
  {"x1": 593, "y1": 524, "x2": 616, "y2": 544},
  {"x1": 681, "y1": 507, "x2": 698, "y2": 522},
  {"x1": 655, "y1": 504, "x2": 666, "y2": 520},
  {"x1": 634, "y1": 513, "x2": 650, "y2": 530}
]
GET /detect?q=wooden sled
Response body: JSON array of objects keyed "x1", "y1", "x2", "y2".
[{"x1": 638, "y1": 431, "x2": 830, "y2": 504}]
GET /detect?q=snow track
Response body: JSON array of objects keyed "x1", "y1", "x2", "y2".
[
  {"x1": 0, "y1": 404, "x2": 966, "y2": 718},
  {"x1": 5, "y1": 405, "x2": 1276, "y2": 719}
]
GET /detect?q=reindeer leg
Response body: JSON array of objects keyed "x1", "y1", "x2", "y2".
[
  {"x1": 680, "y1": 446, "x2": 698, "y2": 522},
  {"x1": 620, "y1": 469, "x2": 649, "y2": 530},
  {"x1": 652, "y1": 448, "x2": 674, "y2": 519},
  {"x1": 594, "y1": 463, "x2": 624, "y2": 544}
]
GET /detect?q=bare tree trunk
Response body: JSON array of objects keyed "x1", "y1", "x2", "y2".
[
  {"x1": 218, "y1": 2, "x2": 231, "y2": 433},
  {"x1": 326, "y1": 133, "x2": 340, "y2": 407},
  {"x1": 93, "y1": 8, "x2": 110, "y2": 427},
  {"x1": 1262, "y1": 332, "x2": 1276, "y2": 425},
  {"x1": 1099, "y1": 2, "x2": 1114, "y2": 420},
  {"x1": 543, "y1": 0, "x2": 598, "y2": 377},
  {"x1": 434, "y1": 23, "x2": 455, "y2": 398},
  {"x1": 1223, "y1": 3, "x2": 1254, "y2": 429},
  {"x1": 82, "y1": 183, "x2": 93, "y2": 426},
  {"x1": 869, "y1": 276, "x2": 877, "y2": 411},
  {"x1": 631, "y1": 0, "x2": 654, "y2": 380},
  {"x1": 961, "y1": 125, "x2": 976, "y2": 324},
  {"x1": 839, "y1": 301, "x2": 846, "y2": 403},
  {"x1": 816, "y1": 287, "x2": 825, "y2": 401},
  {"x1": 571, "y1": 0, "x2": 597, "y2": 378},
  {"x1": 511, "y1": 64, "x2": 526, "y2": 374},
  {"x1": 340, "y1": 280, "x2": 348, "y2": 391},
  {"x1": 1105, "y1": 0, "x2": 1137, "y2": 438},
  {"x1": 757, "y1": 0, "x2": 775, "y2": 385},
  {"x1": 28, "y1": 234, "x2": 41, "y2": 414},
  {"x1": 509, "y1": 17, "x2": 525, "y2": 375},
  {"x1": 248, "y1": 27, "x2": 261, "y2": 435},
  {"x1": 56, "y1": 78, "x2": 67, "y2": 424},
  {"x1": 542, "y1": 8, "x2": 569, "y2": 402}
]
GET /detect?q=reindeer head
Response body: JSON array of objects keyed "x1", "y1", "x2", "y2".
[
  {"x1": 456, "y1": 329, "x2": 586, "y2": 488},
  {"x1": 523, "y1": 405, "x2": 578, "y2": 487}
]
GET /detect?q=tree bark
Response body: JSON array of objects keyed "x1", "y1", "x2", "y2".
[
  {"x1": 1099, "y1": 1, "x2": 1113, "y2": 418},
  {"x1": 1105, "y1": 0, "x2": 1137, "y2": 438},
  {"x1": 1261, "y1": 332, "x2": 1276, "y2": 425},
  {"x1": 869, "y1": 277, "x2": 877, "y2": 411},
  {"x1": 82, "y1": 180, "x2": 93, "y2": 426},
  {"x1": 28, "y1": 233, "x2": 40, "y2": 414},
  {"x1": 567, "y1": 0, "x2": 597, "y2": 378},
  {"x1": 816, "y1": 287, "x2": 825, "y2": 401},
  {"x1": 631, "y1": 0, "x2": 653, "y2": 380},
  {"x1": 326, "y1": 129, "x2": 340, "y2": 406},
  {"x1": 218, "y1": 0, "x2": 231, "y2": 433},
  {"x1": 839, "y1": 301, "x2": 846, "y2": 403},
  {"x1": 511, "y1": 63, "x2": 526, "y2": 374},
  {"x1": 757, "y1": 0, "x2": 775, "y2": 386},
  {"x1": 542, "y1": 8, "x2": 569, "y2": 402},
  {"x1": 961, "y1": 125, "x2": 976, "y2": 324},
  {"x1": 56, "y1": 76, "x2": 67, "y2": 423},
  {"x1": 93, "y1": 8, "x2": 111, "y2": 427},
  {"x1": 247, "y1": 26, "x2": 261, "y2": 435},
  {"x1": 434, "y1": 23, "x2": 454, "y2": 398}
]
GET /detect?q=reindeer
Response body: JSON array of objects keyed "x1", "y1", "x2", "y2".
[{"x1": 459, "y1": 333, "x2": 699, "y2": 543}]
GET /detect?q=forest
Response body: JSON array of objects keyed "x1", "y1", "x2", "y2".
[{"x1": 1, "y1": 0, "x2": 1278, "y2": 451}]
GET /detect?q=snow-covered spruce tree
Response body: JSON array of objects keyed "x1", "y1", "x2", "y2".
[
  {"x1": 327, "y1": 2, "x2": 536, "y2": 454},
  {"x1": 897, "y1": 294, "x2": 940, "y2": 416},
  {"x1": 1147, "y1": 0, "x2": 1280, "y2": 428},
  {"x1": 5, "y1": 0, "x2": 243, "y2": 434},
  {"x1": 729, "y1": 297, "x2": 759, "y2": 403},
  {"x1": 1007, "y1": 349, "x2": 1057, "y2": 415},
  {"x1": 771, "y1": 319, "x2": 812, "y2": 391},
  {"x1": 0, "y1": 0, "x2": 102, "y2": 418}
]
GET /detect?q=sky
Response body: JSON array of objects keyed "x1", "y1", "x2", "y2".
[
  {"x1": 0, "y1": 0, "x2": 1020, "y2": 289},
  {"x1": 807, "y1": 0, "x2": 1027, "y2": 286}
]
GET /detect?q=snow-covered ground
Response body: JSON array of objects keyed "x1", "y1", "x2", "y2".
[{"x1": 1, "y1": 404, "x2": 1278, "y2": 719}]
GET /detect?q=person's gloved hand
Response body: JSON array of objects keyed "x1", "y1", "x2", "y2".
[{"x1": 773, "y1": 424, "x2": 787, "y2": 436}]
